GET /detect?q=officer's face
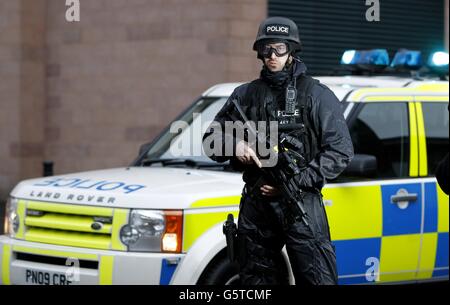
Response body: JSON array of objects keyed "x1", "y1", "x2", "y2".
[{"x1": 262, "y1": 43, "x2": 290, "y2": 72}]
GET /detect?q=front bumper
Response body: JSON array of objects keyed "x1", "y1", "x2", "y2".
[{"x1": 0, "y1": 236, "x2": 184, "y2": 285}]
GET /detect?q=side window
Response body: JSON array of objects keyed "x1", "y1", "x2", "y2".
[
  {"x1": 421, "y1": 102, "x2": 449, "y2": 176},
  {"x1": 345, "y1": 102, "x2": 410, "y2": 180}
]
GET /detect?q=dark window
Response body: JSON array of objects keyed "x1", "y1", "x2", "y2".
[
  {"x1": 421, "y1": 102, "x2": 449, "y2": 176},
  {"x1": 345, "y1": 102, "x2": 410, "y2": 180}
]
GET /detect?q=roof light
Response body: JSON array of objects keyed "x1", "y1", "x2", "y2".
[
  {"x1": 340, "y1": 49, "x2": 389, "y2": 66},
  {"x1": 426, "y1": 51, "x2": 449, "y2": 79},
  {"x1": 429, "y1": 51, "x2": 449, "y2": 67},
  {"x1": 341, "y1": 50, "x2": 356, "y2": 65},
  {"x1": 390, "y1": 49, "x2": 422, "y2": 69}
]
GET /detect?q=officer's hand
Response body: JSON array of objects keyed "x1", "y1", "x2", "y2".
[
  {"x1": 236, "y1": 140, "x2": 262, "y2": 168},
  {"x1": 260, "y1": 185, "x2": 280, "y2": 197}
]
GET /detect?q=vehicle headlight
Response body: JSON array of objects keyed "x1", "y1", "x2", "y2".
[
  {"x1": 120, "y1": 210, "x2": 183, "y2": 253},
  {"x1": 4, "y1": 197, "x2": 19, "y2": 237}
]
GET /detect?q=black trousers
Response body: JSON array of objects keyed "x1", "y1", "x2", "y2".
[{"x1": 237, "y1": 188, "x2": 338, "y2": 285}]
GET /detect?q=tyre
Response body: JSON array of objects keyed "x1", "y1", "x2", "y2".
[
  {"x1": 198, "y1": 249, "x2": 291, "y2": 285},
  {"x1": 198, "y1": 254, "x2": 240, "y2": 285}
]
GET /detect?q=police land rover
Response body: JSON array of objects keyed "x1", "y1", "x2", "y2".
[{"x1": 1, "y1": 49, "x2": 448, "y2": 285}]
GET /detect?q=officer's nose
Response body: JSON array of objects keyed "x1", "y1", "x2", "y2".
[{"x1": 270, "y1": 52, "x2": 277, "y2": 60}]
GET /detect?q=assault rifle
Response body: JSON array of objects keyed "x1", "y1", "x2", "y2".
[{"x1": 230, "y1": 99, "x2": 310, "y2": 227}]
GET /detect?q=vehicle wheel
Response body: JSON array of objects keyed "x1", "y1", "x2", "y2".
[{"x1": 198, "y1": 256, "x2": 240, "y2": 285}]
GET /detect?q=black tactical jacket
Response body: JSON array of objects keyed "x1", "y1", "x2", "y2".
[{"x1": 203, "y1": 60, "x2": 354, "y2": 191}]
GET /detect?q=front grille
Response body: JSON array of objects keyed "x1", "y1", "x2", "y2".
[
  {"x1": 15, "y1": 252, "x2": 99, "y2": 269},
  {"x1": 20, "y1": 200, "x2": 128, "y2": 251}
]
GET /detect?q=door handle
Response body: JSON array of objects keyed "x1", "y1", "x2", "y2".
[
  {"x1": 391, "y1": 194, "x2": 418, "y2": 203},
  {"x1": 390, "y1": 188, "x2": 418, "y2": 209}
]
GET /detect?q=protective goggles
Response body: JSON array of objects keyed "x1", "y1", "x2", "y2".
[{"x1": 258, "y1": 43, "x2": 290, "y2": 58}]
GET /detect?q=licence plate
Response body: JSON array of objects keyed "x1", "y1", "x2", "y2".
[{"x1": 25, "y1": 269, "x2": 74, "y2": 285}]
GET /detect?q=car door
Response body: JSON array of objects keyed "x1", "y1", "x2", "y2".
[
  {"x1": 415, "y1": 100, "x2": 449, "y2": 281},
  {"x1": 322, "y1": 100, "x2": 423, "y2": 284}
]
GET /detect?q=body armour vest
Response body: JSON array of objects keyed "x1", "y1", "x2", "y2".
[{"x1": 241, "y1": 74, "x2": 320, "y2": 168}]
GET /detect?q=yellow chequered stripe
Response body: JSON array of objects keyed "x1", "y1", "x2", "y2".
[
  {"x1": 2, "y1": 244, "x2": 12, "y2": 285},
  {"x1": 416, "y1": 233, "x2": 438, "y2": 280},
  {"x1": 184, "y1": 195, "x2": 240, "y2": 251},
  {"x1": 183, "y1": 210, "x2": 239, "y2": 251},
  {"x1": 437, "y1": 186, "x2": 449, "y2": 233},
  {"x1": 323, "y1": 185, "x2": 382, "y2": 241},
  {"x1": 379, "y1": 234, "x2": 421, "y2": 282},
  {"x1": 190, "y1": 196, "x2": 241, "y2": 208}
]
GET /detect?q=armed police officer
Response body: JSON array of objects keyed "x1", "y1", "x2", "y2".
[{"x1": 203, "y1": 17, "x2": 354, "y2": 285}]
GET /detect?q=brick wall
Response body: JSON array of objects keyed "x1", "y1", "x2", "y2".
[
  {"x1": 0, "y1": 0, "x2": 267, "y2": 202},
  {"x1": 0, "y1": 0, "x2": 47, "y2": 201},
  {"x1": 45, "y1": 0, "x2": 267, "y2": 174}
]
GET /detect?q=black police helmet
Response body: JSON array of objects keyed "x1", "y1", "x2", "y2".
[{"x1": 253, "y1": 17, "x2": 302, "y2": 53}]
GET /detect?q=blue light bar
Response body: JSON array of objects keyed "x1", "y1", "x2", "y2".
[
  {"x1": 340, "y1": 49, "x2": 389, "y2": 66},
  {"x1": 390, "y1": 49, "x2": 422, "y2": 69}
]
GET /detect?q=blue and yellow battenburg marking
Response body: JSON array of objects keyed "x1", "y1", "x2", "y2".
[
  {"x1": 324, "y1": 179, "x2": 448, "y2": 285},
  {"x1": 160, "y1": 259, "x2": 178, "y2": 285},
  {"x1": 325, "y1": 88, "x2": 448, "y2": 284},
  {"x1": 434, "y1": 182, "x2": 449, "y2": 278}
]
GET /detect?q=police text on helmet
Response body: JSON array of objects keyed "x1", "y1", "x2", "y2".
[{"x1": 265, "y1": 25, "x2": 290, "y2": 35}]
